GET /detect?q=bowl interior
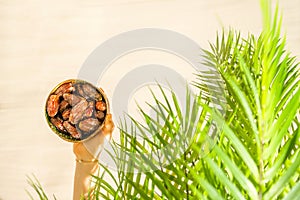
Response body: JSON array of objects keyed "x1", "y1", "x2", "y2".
[{"x1": 45, "y1": 79, "x2": 109, "y2": 143}]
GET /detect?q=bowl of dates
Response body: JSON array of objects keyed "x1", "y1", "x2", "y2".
[{"x1": 45, "y1": 79, "x2": 109, "y2": 142}]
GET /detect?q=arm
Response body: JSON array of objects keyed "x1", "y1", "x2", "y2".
[{"x1": 73, "y1": 114, "x2": 114, "y2": 200}]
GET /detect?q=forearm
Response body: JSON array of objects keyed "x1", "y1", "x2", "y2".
[
  {"x1": 72, "y1": 114, "x2": 114, "y2": 199},
  {"x1": 73, "y1": 160, "x2": 99, "y2": 200}
]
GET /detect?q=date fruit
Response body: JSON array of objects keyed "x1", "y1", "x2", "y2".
[
  {"x1": 96, "y1": 111, "x2": 105, "y2": 120},
  {"x1": 83, "y1": 101, "x2": 95, "y2": 118},
  {"x1": 78, "y1": 118, "x2": 100, "y2": 133},
  {"x1": 96, "y1": 101, "x2": 106, "y2": 111},
  {"x1": 55, "y1": 82, "x2": 74, "y2": 96},
  {"x1": 50, "y1": 117, "x2": 65, "y2": 132},
  {"x1": 62, "y1": 108, "x2": 71, "y2": 120},
  {"x1": 82, "y1": 84, "x2": 101, "y2": 100},
  {"x1": 63, "y1": 121, "x2": 81, "y2": 139},
  {"x1": 63, "y1": 93, "x2": 83, "y2": 106},
  {"x1": 47, "y1": 95, "x2": 59, "y2": 117},
  {"x1": 69, "y1": 99, "x2": 88, "y2": 124},
  {"x1": 59, "y1": 100, "x2": 69, "y2": 113}
]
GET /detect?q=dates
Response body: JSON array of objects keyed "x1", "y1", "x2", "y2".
[
  {"x1": 82, "y1": 84, "x2": 101, "y2": 100},
  {"x1": 55, "y1": 82, "x2": 74, "y2": 96},
  {"x1": 59, "y1": 100, "x2": 69, "y2": 113},
  {"x1": 83, "y1": 101, "x2": 95, "y2": 118},
  {"x1": 78, "y1": 118, "x2": 100, "y2": 133},
  {"x1": 96, "y1": 111, "x2": 105, "y2": 120},
  {"x1": 62, "y1": 108, "x2": 71, "y2": 120},
  {"x1": 50, "y1": 117, "x2": 65, "y2": 132},
  {"x1": 63, "y1": 93, "x2": 83, "y2": 106},
  {"x1": 47, "y1": 95, "x2": 59, "y2": 117},
  {"x1": 69, "y1": 99, "x2": 88, "y2": 124},
  {"x1": 96, "y1": 101, "x2": 106, "y2": 111},
  {"x1": 63, "y1": 121, "x2": 80, "y2": 139},
  {"x1": 46, "y1": 80, "x2": 108, "y2": 141}
]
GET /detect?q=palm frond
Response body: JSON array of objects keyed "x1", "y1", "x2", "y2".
[
  {"x1": 192, "y1": 1, "x2": 300, "y2": 199},
  {"x1": 26, "y1": 175, "x2": 56, "y2": 200},
  {"x1": 96, "y1": 84, "x2": 215, "y2": 199},
  {"x1": 93, "y1": 0, "x2": 299, "y2": 199}
]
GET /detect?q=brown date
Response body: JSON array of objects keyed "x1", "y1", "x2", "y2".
[
  {"x1": 69, "y1": 99, "x2": 88, "y2": 124},
  {"x1": 63, "y1": 121, "x2": 81, "y2": 139},
  {"x1": 96, "y1": 111, "x2": 105, "y2": 120},
  {"x1": 96, "y1": 101, "x2": 106, "y2": 111},
  {"x1": 75, "y1": 84, "x2": 86, "y2": 98},
  {"x1": 82, "y1": 84, "x2": 101, "y2": 100},
  {"x1": 63, "y1": 93, "x2": 83, "y2": 106},
  {"x1": 50, "y1": 117, "x2": 66, "y2": 132},
  {"x1": 59, "y1": 100, "x2": 69, "y2": 113},
  {"x1": 78, "y1": 118, "x2": 100, "y2": 133},
  {"x1": 55, "y1": 82, "x2": 74, "y2": 96},
  {"x1": 62, "y1": 108, "x2": 71, "y2": 120},
  {"x1": 82, "y1": 101, "x2": 95, "y2": 118},
  {"x1": 47, "y1": 95, "x2": 59, "y2": 117}
]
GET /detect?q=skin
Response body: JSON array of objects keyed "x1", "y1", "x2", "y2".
[{"x1": 73, "y1": 114, "x2": 114, "y2": 200}]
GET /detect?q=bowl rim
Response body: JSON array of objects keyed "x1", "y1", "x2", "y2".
[{"x1": 45, "y1": 79, "x2": 110, "y2": 143}]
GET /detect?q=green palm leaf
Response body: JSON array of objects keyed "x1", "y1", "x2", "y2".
[{"x1": 93, "y1": 1, "x2": 299, "y2": 199}]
